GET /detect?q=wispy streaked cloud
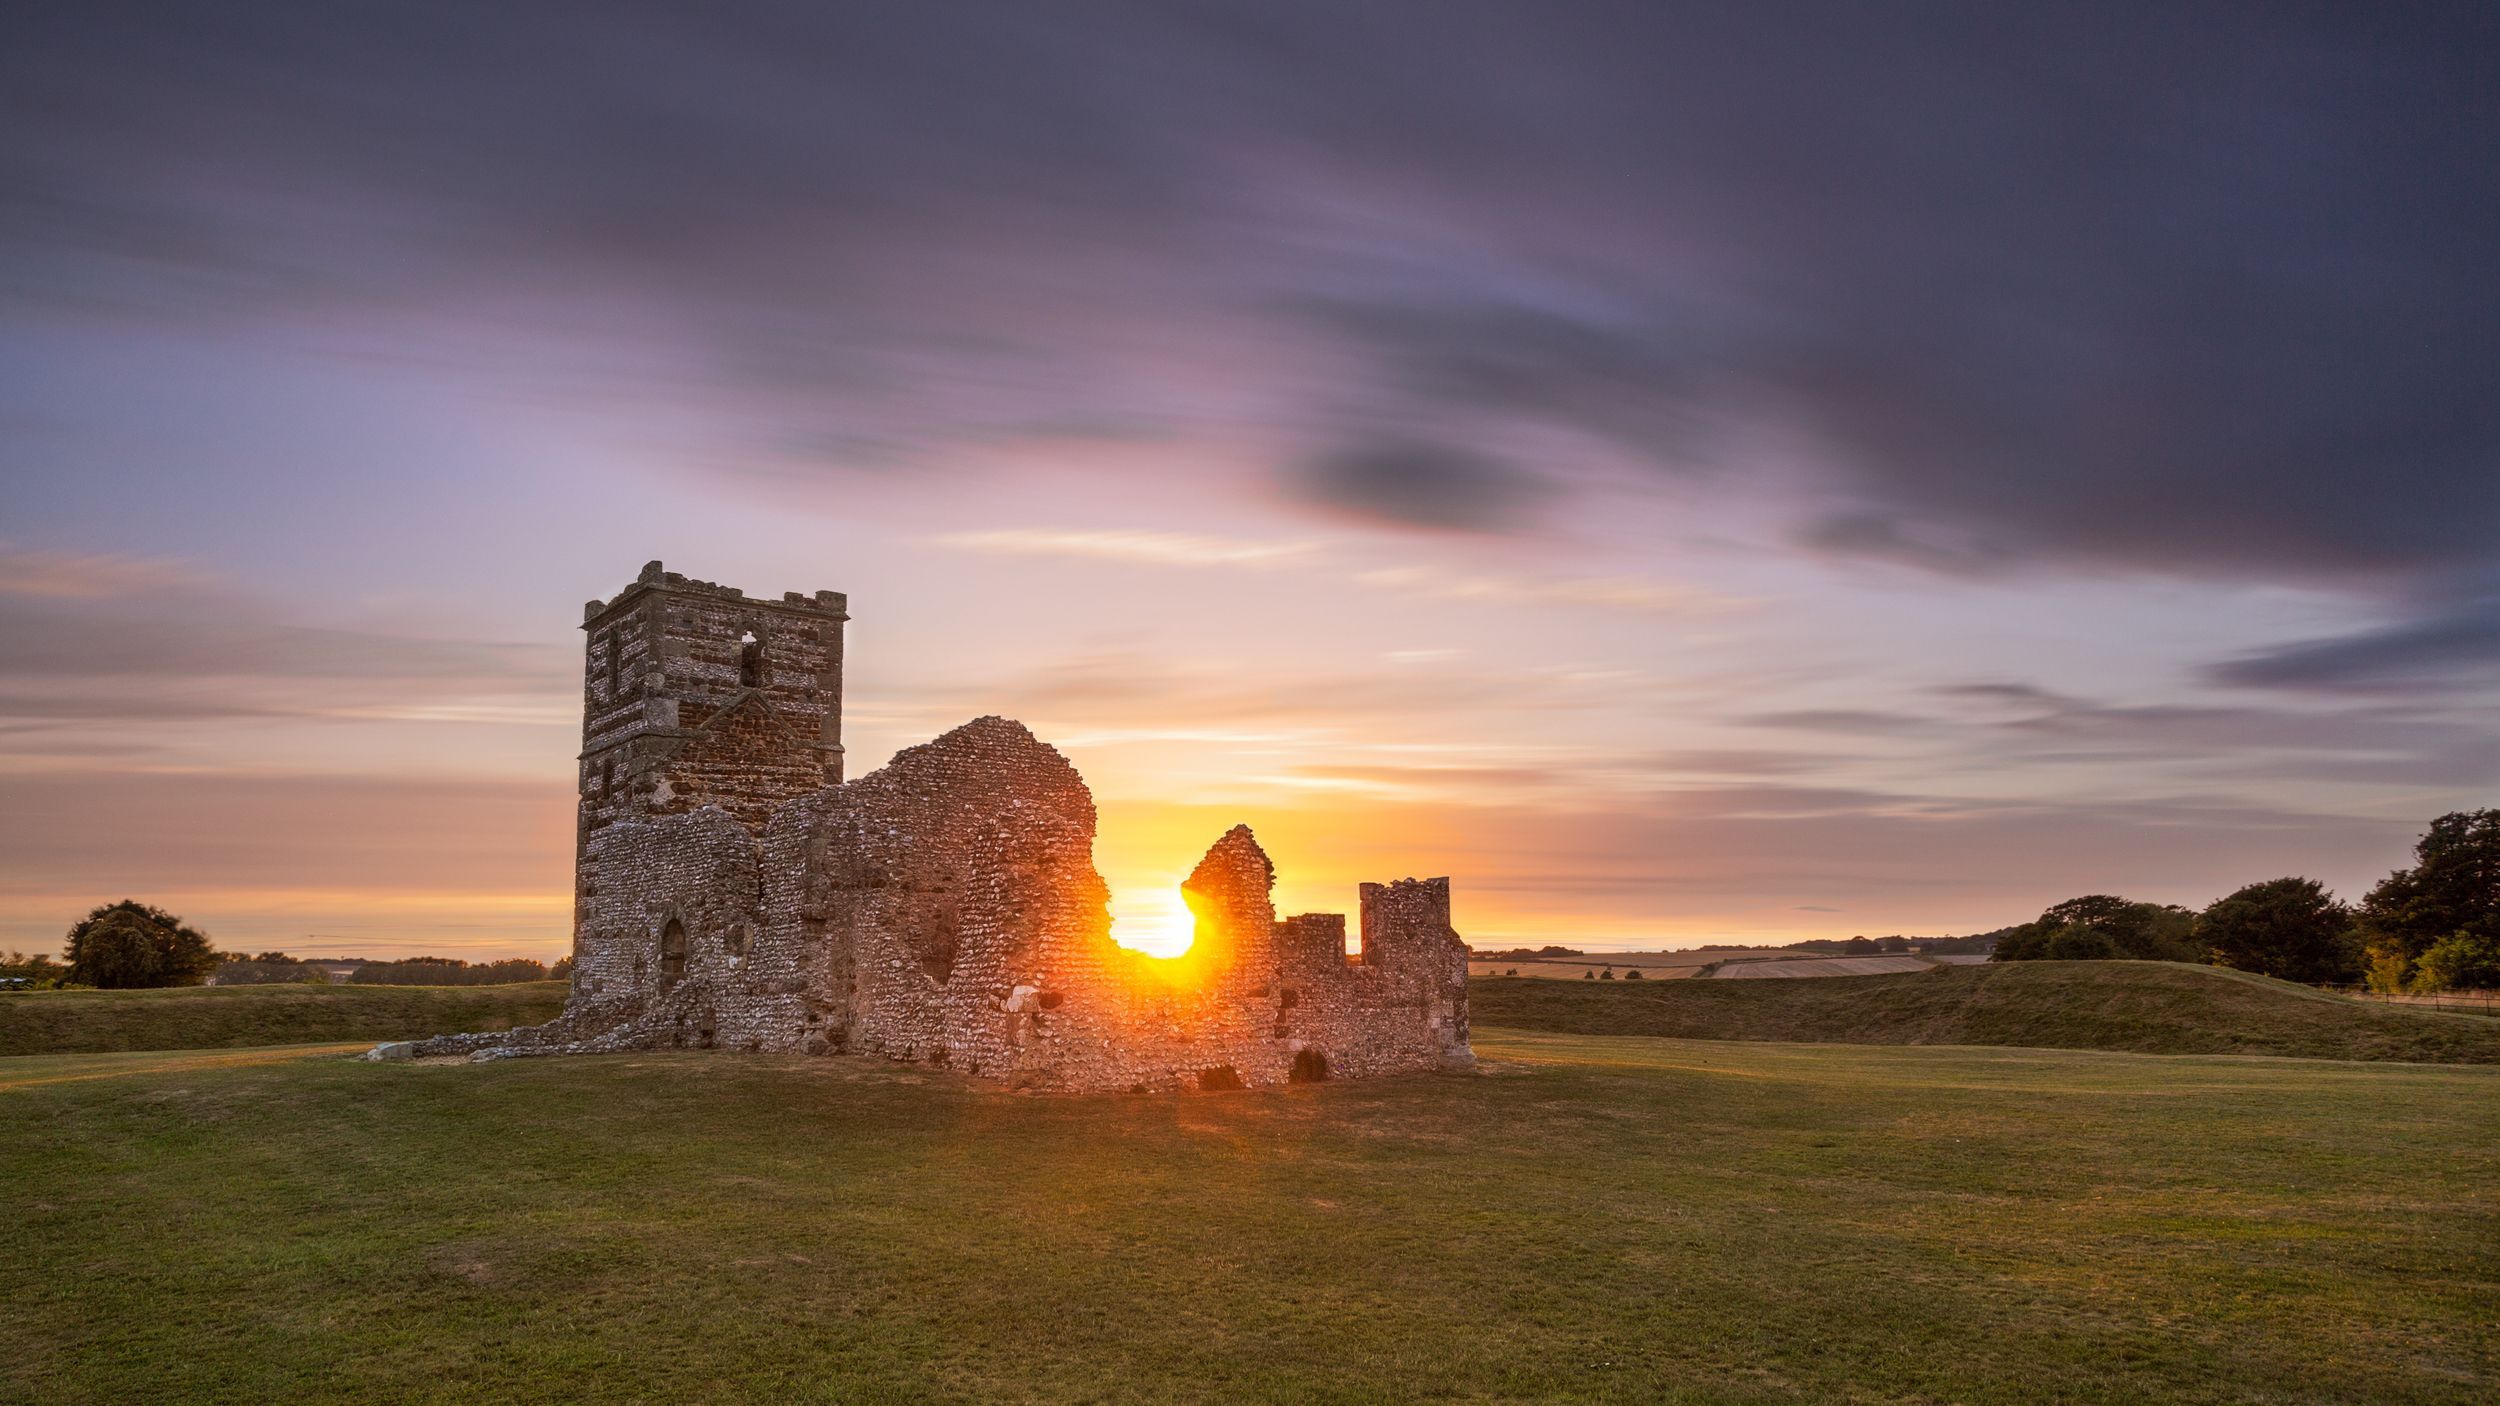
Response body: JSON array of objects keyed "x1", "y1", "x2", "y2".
[
  {"x1": 0, "y1": 546, "x2": 211, "y2": 599},
  {"x1": 1354, "y1": 564, "x2": 1713, "y2": 614},
  {"x1": 933, "y1": 529, "x2": 1319, "y2": 567}
]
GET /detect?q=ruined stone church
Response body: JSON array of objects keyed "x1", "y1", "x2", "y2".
[{"x1": 420, "y1": 562, "x2": 1471, "y2": 1090}]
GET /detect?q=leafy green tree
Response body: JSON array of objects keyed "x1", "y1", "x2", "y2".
[
  {"x1": 2359, "y1": 810, "x2": 2500, "y2": 992},
  {"x1": 62, "y1": 901, "x2": 220, "y2": 989},
  {"x1": 1992, "y1": 895, "x2": 2204, "y2": 963},
  {"x1": 2413, "y1": 932, "x2": 2500, "y2": 993},
  {"x1": 2038, "y1": 925, "x2": 2122, "y2": 961},
  {"x1": 2198, "y1": 877, "x2": 2361, "y2": 985}
]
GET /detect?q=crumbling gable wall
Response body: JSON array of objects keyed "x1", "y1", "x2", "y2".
[{"x1": 758, "y1": 715, "x2": 1110, "y2": 1077}]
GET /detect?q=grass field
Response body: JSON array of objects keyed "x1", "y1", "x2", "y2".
[
  {"x1": 0, "y1": 981, "x2": 567, "y2": 1056},
  {"x1": 1472, "y1": 960, "x2": 2500, "y2": 1064},
  {"x1": 4, "y1": 1030, "x2": 2494, "y2": 1404}
]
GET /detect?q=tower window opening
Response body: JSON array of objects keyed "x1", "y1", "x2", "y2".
[
  {"x1": 604, "y1": 629, "x2": 623, "y2": 700},
  {"x1": 739, "y1": 631, "x2": 762, "y2": 688}
]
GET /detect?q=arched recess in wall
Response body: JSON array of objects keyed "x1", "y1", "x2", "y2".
[{"x1": 659, "y1": 915, "x2": 688, "y2": 986}]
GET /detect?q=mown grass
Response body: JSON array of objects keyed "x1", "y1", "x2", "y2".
[
  {"x1": 0, "y1": 981, "x2": 567, "y2": 1057},
  {"x1": 1471, "y1": 960, "x2": 2500, "y2": 1064},
  {"x1": 3, "y1": 1031, "x2": 2493, "y2": 1404}
]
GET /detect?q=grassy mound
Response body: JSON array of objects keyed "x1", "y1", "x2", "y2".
[
  {"x1": 1470, "y1": 960, "x2": 2500, "y2": 1063},
  {"x1": 3, "y1": 1034, "x2": 2493, "y2": 1403},
  {"x1": 0, "y1": 981, "x2": 566, "y2": 1057}
]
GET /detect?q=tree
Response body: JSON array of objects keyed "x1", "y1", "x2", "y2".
[
  {"x1": 62, "y1": 901, "x2": 219, "y2": 989},
  {"x1": 2359, "y1": 810, "x2": 2500, "y2": 992},
  {"x1": 0, "y1": 950, "x2": 65, "y2": 989},
  {"x1": 1992, "y1": 895, "x2": 2204, "y2": 964},
  {"x1": 550, "y1": 955, "x2": 576, "y2": 982},
  {"x1": 2198, "y1": 877, "x2": 2361, "y2": 985},
  {"x1": 2413, "y1": 932, "x2": 2500, "y2": 993},
  {"x1": 1624, "y1": 968, "x2": 1644, "y2": 980}
]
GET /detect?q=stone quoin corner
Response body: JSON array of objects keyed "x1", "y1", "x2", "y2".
[{"x1": 414, "y1": 562, "x2": 1473, "y2": 1090}]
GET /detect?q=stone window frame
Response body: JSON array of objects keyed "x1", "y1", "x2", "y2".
[{"x1": 737, "y1": 622, "x2": 766, "y2": 689}]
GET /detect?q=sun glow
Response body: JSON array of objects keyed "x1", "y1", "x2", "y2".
[{"x1": 1109, "y1": 883, "x2": 1197, "y2": 959}]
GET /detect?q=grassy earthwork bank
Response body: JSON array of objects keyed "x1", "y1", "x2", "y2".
[
  {"x1": 1471, "y1": 960, "x2": 2500, "y2": 1064},
  {"x1": 4, "y1": 1029, "x2": 2496, "y2": 1404},
  {"x1": 0, "y1": 980, "x2": 568, "y2": 1057}
]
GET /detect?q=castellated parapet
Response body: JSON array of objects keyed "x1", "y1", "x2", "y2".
[{"x1": 418, "y1": 565, "x2": 1471, "y2": 1091}]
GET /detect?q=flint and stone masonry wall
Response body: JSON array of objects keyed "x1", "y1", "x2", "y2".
[{"x1": 419, "y1": 566, "x2": 1470, "y2": 1090}]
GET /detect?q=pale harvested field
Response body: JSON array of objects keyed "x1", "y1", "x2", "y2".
[{"x1": 1713, "y1": 955, "x2": 1937, "y2": 978}]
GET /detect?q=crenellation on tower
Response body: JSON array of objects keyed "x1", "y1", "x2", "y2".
[{"x1": 576, "y1": 559, "x2": 848, "y2": 840}]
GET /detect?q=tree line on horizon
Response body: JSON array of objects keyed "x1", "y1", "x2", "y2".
[
  {"x1": 0, "y1": 901, "x2": 572, "y2": 990},
  {"x1": 1991, "y1": 809, "x2": 2500, "y2": 993}
]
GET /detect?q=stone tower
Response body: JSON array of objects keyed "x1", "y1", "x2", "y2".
[{"x1": 576, "y1": 560, "x2": 848, "y2": 848}]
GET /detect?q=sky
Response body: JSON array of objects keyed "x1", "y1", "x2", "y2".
[{"x1": 4, "y1": 3, "x2": 2497, "y2": 961}]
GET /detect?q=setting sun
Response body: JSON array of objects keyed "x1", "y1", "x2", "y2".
[{"x1": 1108, "y1": 883, "x2": 1195, "y2": 959}]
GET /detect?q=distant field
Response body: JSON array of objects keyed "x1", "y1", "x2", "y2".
[
  {"x1": 3, "y1": 1031, "x2": 2493, "y2": 1404},
  {"x1": 1471, "y1": 960, "x2": 2500, "y2": 1064},
  {"x1": 1711, "y1": 954, "x2": 1934, "y2": 978},
  {"x1": 1468, "y1": 950, "x2": 1983, "y2": 981},
  {"x1": 0, "y1": 982, "x2": 566, "y2": 1057}
]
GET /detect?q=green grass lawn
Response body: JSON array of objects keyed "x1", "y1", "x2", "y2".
[
  {"x1": 1471, "y1": 961, "x2": 2500, "y2": 1063},
  {"x1": 4, "y1": 1031, "x2": 2493, "y2": 1404},
  {"x1": 0, "y1": 981, "x2": 567, "y2": 1056}
]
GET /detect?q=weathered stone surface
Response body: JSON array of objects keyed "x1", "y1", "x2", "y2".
[
  {"x1": 419, "y1": 566, "x2": 1471, "y2": 1091},
  {"x1": 365, "y1": 1041, "x2": 417, "y2": 1062}
]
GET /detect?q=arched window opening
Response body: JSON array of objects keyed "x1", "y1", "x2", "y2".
[
  {"x1": 659, "y1": 917, "x2": 687, "y2": 986},
  {"x1": 603, "y1": 629, "x2": 623, "y2": 700},
  {"x1": 1290, "y1": 1049, "x2": 1331, "y2": 1083},
  {"x1": 599, "y1": 758, "x2": 615, "y2": 797},
  {"x1": 738, "y1": 630, "x2": 763, "y2": 688}
]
